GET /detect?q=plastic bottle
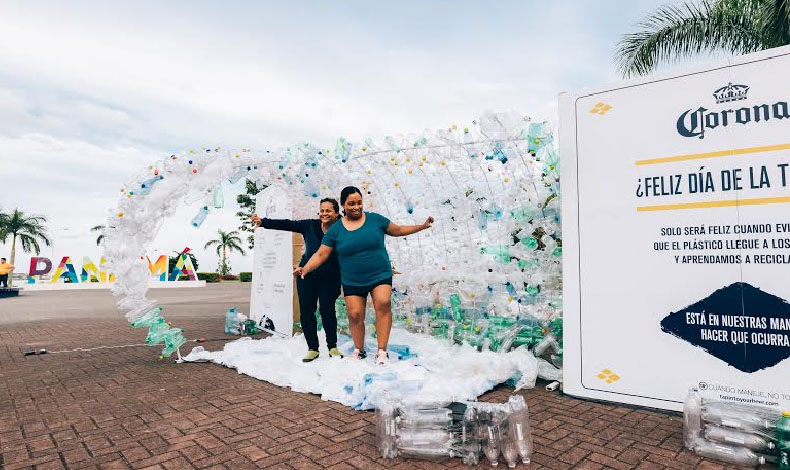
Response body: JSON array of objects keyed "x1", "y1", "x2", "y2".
[
  {"x1": 135, "y1": 175, "x2": 164, "y2": 196},
  {"x1": 691, "y1": 440, "x2": 766, "y2": 467},
  {"x1": 397, "y1": 428, "x2": 453, "y2": 449},
  {"x1": 461, "y1": 406, "x2": 480, "y2": 465},
  {"x1": 228, "y1": 165, "x2": 257, "y2": 184},
  {"x1": 397, "y1": 408, "x2": 452, "y2": 428},
  {"x1": 212, "y1": 184, "x2": 224, "y2": 208},
  {"x1": 191, "y1": 206, "x2": 209, "y2": 228},
  {"x1": 375, "y1": 397, "x2": 398, "y2": 459},
  {"x1": 501, "y1": 437, "x2": 518, "y2": 468},
  {"x1": 778, "y1": 411, "x2": 790, "y2": 470},
  {"x1": 225, "y1": 308, "x2": 239, "y2": 334},
  {"x1": 683, "y1": 389, "x2": 703, "y2": 448},
  {"x1": 702, "y1": 405, "x2": 774, "y2": 432},
  {"x1": 704, "y1": 425, "x2": 775, "y2": 452},
  {"x1": 482, "y1": 412, "x2": 501, "y2": 466},
  {"x1": 507, "y1": 395, "x2": 533, "y2": 463}
]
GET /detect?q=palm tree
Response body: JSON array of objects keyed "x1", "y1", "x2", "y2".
[
  {"x1": 204, "y1": 229, "x2": 246, "y2": 276},
  {"x1": 91, "y1": 224, "x2": 105, "y2": 246},
  {"x1": 0, "y1": 209, "x2": 51, "y2": 286},
  {"x1": 616, "y1": 0, "x2": 790, "y2": 77}
]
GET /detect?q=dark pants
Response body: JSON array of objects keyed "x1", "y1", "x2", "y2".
[
  {"x1": 296, "y1": 273, "x2": 341, "y2": 351},
  {"x1": 0, "y1": 274, "x2": 7, "y2": 288}
]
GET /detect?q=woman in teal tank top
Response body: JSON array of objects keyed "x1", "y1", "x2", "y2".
[{"x1": 297, "y1": 186, "x2": 433, "y2": 365}]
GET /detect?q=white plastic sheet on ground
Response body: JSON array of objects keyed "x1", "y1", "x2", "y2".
[{"x1": 184, "y1": 327, "x2": 540, "y2": 410}]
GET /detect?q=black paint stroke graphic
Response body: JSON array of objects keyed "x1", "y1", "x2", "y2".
[{"x1": 660, "y1": 282, "x2": 790, "y2": 373}]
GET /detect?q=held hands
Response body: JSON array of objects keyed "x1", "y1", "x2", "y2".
[
  {"x1": 251, "y1": 214, "x2": 261, "y2": 227},
  {"x1": 293, "y1": 266, "x2": 306, "y2": 279},
  {"x1": 423, "y1": 216, "x2": 434, "y2": 229}
]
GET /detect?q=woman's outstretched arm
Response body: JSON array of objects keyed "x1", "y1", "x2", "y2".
[
  {"x1": 251, "y1": 214, "x2": 307, "y2": 234},
  {"x1": 386, "y1": 216, "x2": 433, "y2": 237},
  {"x1": 295, "y1": 245, "x2": 334, "y2": 279}
]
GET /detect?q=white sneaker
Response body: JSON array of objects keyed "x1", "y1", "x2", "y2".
[
  {"x1": 376, "y1": 350, "x2": 389, "y2": 365},
  {"x1": 349, "y1": 348, "x2": 367, "y2": 360}
]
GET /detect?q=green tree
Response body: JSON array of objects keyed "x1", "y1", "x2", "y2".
[
  {"x1": 91, "y1": 224, "x2": 105, "y2": 246},
  {"x1": 0, "y1": 209, "x2": 51, "y2": 286},
  {"x1": 204, "y1": 229, "x2": 246, "y2": 275},
  {"x1": 616, "y1": 0, "x2": 790, "y2": 77},
  {"x1": 236, "y1": 179, "x2": 267, "y2": 250}
]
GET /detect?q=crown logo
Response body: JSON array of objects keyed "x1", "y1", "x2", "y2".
[{"x1": 713, "y1": 83, "x2": 749, "y2": 104}]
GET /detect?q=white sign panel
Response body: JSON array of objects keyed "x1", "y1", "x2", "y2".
[
  {"x1": 560, "y1": 46, "x2": 790, "y2": 411},
  {"x1": 250, "y1": 185, "x2": 294, "y2": 337}
]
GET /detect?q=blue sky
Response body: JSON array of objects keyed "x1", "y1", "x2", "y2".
[{"x1": 0, "y1": 0, "x2": 686, "y2": 274}]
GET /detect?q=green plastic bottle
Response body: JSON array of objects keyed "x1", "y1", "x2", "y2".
[{"x1": 779, "y1": 411, "x2": 790, "y2": 470}]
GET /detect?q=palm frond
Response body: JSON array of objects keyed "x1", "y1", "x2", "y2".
[
  {"x1": 19, "y1": 234, "x2": 42, "y2": 254},
  {"x1": 759, "y1": 0, "x2": 790, "y2": 46},
  {"x1": 616, "y1": 0, "x2": 765, "y2": 77}
]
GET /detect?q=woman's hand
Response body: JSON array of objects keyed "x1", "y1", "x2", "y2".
[
  {"x1": 293, "y1": 266, "x2": 306, "y2": 279},
  {"x1": 423, "y1": 216, "x2": 434, "y2": 229},
  {"x1": 251, "y1": 214, "x2": 261, "y2": 227}
]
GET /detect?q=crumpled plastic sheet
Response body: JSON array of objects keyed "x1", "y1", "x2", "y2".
[{"x1": 184, "y1": 327, "x2": 540, "y2": 410}]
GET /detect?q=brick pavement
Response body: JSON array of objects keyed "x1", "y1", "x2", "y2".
[{"x1": 0, "y1": 316, "x2": 738, "y2": 470}]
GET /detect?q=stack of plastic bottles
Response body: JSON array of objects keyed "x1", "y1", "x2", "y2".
[
  {"x1": 130, "y1": 306, "x2": 188, "y2": 358},
  {"x1": 224, "y1": 308, "x2": 260, "y2": 336},
  {"x1": 683, "y1": 388, "x2": 789, "y2": 468},
  {"x1": 105, "y1": 111, "x2": 561, "y2": 361},
  {"x1": 376, "y1": 394, "x2": 533, "y2": 467}
]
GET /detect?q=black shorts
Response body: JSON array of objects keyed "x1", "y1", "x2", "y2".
[{"x1": 343, "y1": 277, "x2": 392, "y2": 298}]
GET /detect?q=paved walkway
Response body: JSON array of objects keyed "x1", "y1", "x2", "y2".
[{"x1": 0, "y1": 289, "x2": 735, "y2": 469}]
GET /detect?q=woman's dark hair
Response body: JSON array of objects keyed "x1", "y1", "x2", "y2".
[
  {"x1": 340, "y1": 186, "x2": 362, "y2": 205},
  {"x1": 320, "y1": 197, "x2": 339, "y2": 213}
]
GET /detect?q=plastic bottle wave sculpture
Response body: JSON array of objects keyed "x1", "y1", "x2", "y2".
[{"x1": 102, "y1": 111, "x2": 562, "y2": 359}]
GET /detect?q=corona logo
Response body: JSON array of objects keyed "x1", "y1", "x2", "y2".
[
  {"x1": 596, "y1": 369, "x2": 620, "y2": 383},
  {"x1": 589, "y1": 102, "x2": 613, "y2": 115},
  {"x1": 713, "y1": 82, "x2": 749, "y2": 104}
]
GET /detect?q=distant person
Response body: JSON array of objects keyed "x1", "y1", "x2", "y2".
[
  {"x1": 0, "y1": 257, "x2": 13, "y2": 287},
  {"x1": 296, "y1": 186, "x2": 433, "y2": 365},
  {"x1": 251, "y1": 198, "x2": 342, "y2": 362}
]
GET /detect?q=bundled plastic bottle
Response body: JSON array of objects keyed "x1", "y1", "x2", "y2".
[
  {"x1": 397, "y1": 408, "x2": 452, "y2": 428},
  {"x1": 704, "y1": 425, "x2": 775, "y2": 452},
  {"x1": 702, "y1": 403, "x2": 775, "y2": 432},
  {"x1": 690, "y1": 440, "x2": 766, "y2": 467},
  {"x1": 461, "y1": 406, "x2": 481, "y2": 465},
  {"x1": 375, "y1": 397, "x2": 398, "y2": 459},
  {"x1": 778, "y1": 411, "x2": 790, "y2": 470},
  {"x1": 683, "y1": 388, "x2": 703, "y2": 448},
  {"x1": 482, "y1": 411, "x2": 501, "y2": 466},
  {"x1": 507, "y1": 395, "x2": 533, "y2": 464}
]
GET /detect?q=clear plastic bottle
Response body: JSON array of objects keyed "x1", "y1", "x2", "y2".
[
  {"x1": 691, "y1": 440, "x2": 766, "y2": 467},
  {"x1": 397, "y1": 408, "x2": 452, "y2": 428},
  {"x1": 702, "y1": 404, "x2": 774, "y2": 432},
  {"x1": 683, "y1": 388, "x2": 703, "y2": 448},
  {"x1": 397, "y1": 428, "x2": 453, "y2": 448},
  {"x1": 225, "y1": 308, "x2": 239, "y2": 334},
  {"x1": 191, "y1": 206, "x2": 209, "y2": 228},
  {"x1": 212, "y1": 184, "x2": 224, "y2": 208},
  {"x1": 507, "y1": 395, "x2": 533, "y2": 464},
  {"x1": 461, "y1": 406, "x2": 480, "y2": 465},
  {"x1": 375, "y1": 398, "x2": 398, "y2": 459},
  {"x1": 778, "y1": 411, "x2": 790, "y2": 470},
  {"x1": 482, "y1": 411, "x2": 501, "y2": 466},
  {"x1": 704, "y1": 425, "x2": 775, "y2": 452}
]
